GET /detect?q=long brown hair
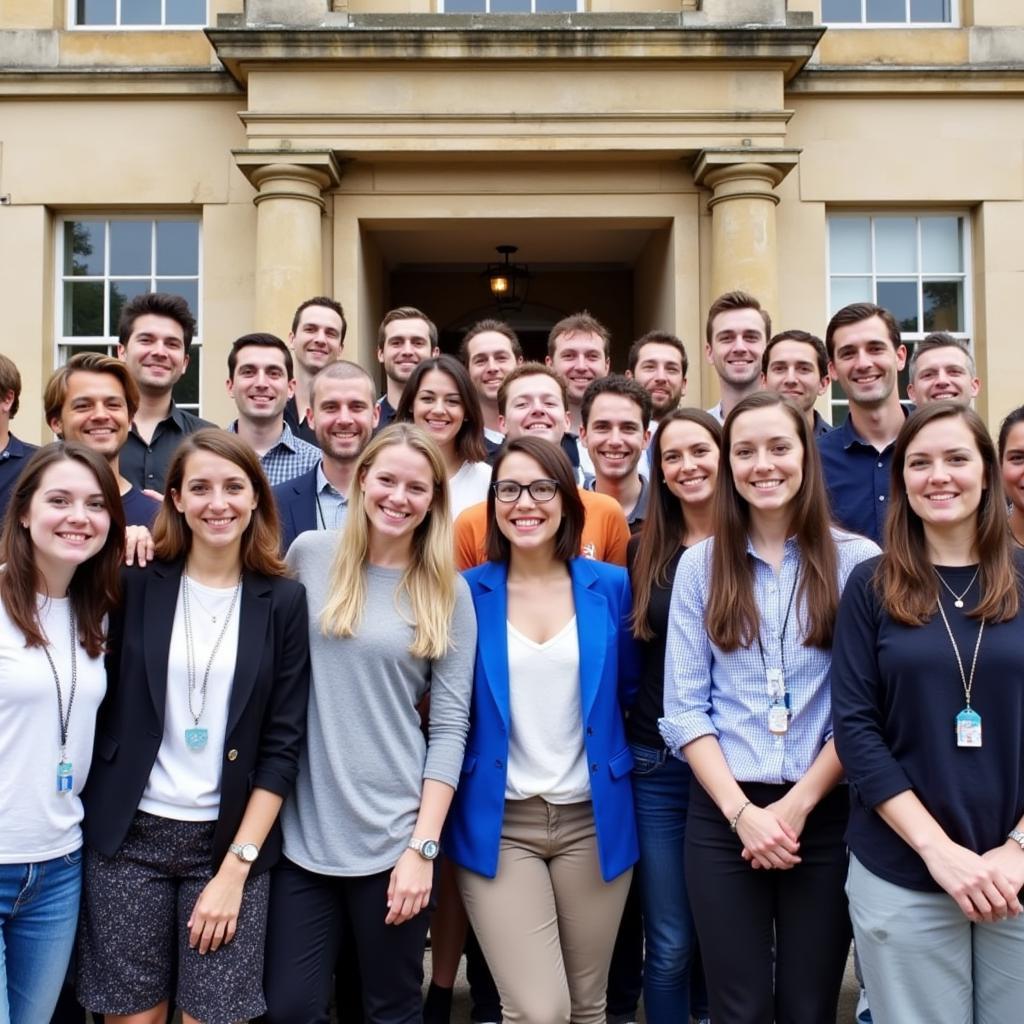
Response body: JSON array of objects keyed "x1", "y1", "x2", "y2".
[
  {"x1": 153, "y1": 428, "x2": 286, "y2": 577},
  {"x1": 631, "y1": 409, "x2": 721, "y2": 641},
  {"x1": 0, "y1": 442, "x2": 124, "y2": 658},
  {"x1": 877, "y1": 402, "x2": 1019, "y2": 625},
  {"x1": 706, "y1": 391, "x2": 839, "y2": 651}
]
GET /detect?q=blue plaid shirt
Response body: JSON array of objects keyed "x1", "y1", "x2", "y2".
[
  {"x1": 659, "y1": 529, "x2": 879, "y2": 783},
  {"x1": 229, "y1": 421, "x2": 321, "y2": 487}
]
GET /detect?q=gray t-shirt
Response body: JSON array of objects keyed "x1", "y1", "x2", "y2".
[{"x1": 282, "y1": 530, "x2": 476, "y2": 876}]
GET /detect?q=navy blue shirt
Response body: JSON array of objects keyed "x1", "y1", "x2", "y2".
[
  {"x1": 0, "y1": 434, "x2": 37, "y2": 523},
  {"x1": 818, "y1": 407, "x2": 910, "y2": 544},
  {"x1": 122, "y1": 486, "x2": 159, "y2": 528},
  {"x1": 832, "y1": 557, "x2": 1024, "y2": 892}
]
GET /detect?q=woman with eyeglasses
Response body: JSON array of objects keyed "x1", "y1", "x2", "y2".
[{"x1": 445, "y1": 436, "x2": 639, "y2": 1024}]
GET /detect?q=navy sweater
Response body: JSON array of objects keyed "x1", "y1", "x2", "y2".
[{"x1": 831, "y1": 555, "x2": 1024, "y2": 892}]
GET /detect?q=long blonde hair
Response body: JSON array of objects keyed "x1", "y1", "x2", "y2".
[{"x1": 320, "y1": 423, "x2": 457, "y2": 659}]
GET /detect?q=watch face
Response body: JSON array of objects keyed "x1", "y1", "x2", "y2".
[
  {"x1": 241, "y1": 843, "x2": 259, "y2": 862},
  {"x1": 421, "y1": 839, "x2": 440, "y2": 860}
]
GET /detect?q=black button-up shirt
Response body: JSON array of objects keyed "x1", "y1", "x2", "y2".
[{"x1": 121, "y1": 403, "x2": 214, "y2": 494}]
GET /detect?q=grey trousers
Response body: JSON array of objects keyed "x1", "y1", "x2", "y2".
[
  {"x1": 456, "y1": 797, "x2": 632, "y2": 1024},
  {"x1": 848, "y1": 854, "x2": 1024, "y2": 1024}
]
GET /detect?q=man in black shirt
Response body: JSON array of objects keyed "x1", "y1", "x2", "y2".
[{"x1": 284, "y1": 295, "x2": 347, "y2": 445}]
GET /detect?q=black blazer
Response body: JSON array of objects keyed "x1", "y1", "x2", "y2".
[
  {"x1": 272, "y1": 467, "x2": 318, "y2": 554},
  {"x1": 82, "y1": 559, "x2": 310, "y2": 875}
]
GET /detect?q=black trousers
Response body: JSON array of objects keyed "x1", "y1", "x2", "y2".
[
  {"x1": 263, "y1": 857, "x2": 437, "y2": 1024},
  {"x1": 686, "y1": 780, "x2": 852, "y2": 1024},
  {"x1": 605, "y1": 871, "x2": 644, "y2": 1017}
]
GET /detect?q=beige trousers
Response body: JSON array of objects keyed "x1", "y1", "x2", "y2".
[{"x1": 456, "y1": 797, "x2": 633, "y2": 1024}]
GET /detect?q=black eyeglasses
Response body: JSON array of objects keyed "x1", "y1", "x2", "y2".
[{"x1": 492, "y1": 479, "x2": 559, "y2": 504}]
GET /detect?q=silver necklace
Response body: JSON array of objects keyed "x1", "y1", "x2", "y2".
[
  {"x1": 181, "y1": 572, "x2": 241, "y2": 751},
  {"x1": 42, "y1": 607, "x2": 77, "y2": 793},
  {"x1": 934, "y1": 566, "x2": 980, "y2": 609}
]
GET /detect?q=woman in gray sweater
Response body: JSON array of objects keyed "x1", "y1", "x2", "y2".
[{"x1": 263, "y1": 423, "x2": 476, "y2": 1024}]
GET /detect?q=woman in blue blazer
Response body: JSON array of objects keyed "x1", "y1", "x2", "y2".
[{"x1": 446, "y1": 436, "x2": 639, "y2": 1024}]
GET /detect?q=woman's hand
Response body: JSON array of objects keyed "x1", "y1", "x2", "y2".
[
  {"x1": 386, "y1": 848, "x2": 434, "y2": 926},
  {"x1": 979, "y1": 842, "x2": 1024, "y2": 915},
  {"x1": 188, "y1": 865, "x2": 246, "y2": 954},
  {"x1": 735, "y1": 804, "x2": 801, "y2": 871},
  {"x1": 922, "y1": 840, "x2": 1022, "y2": 922},
  {"x1": 124, "y1": 525, "x2": 155, "y2": 567}
]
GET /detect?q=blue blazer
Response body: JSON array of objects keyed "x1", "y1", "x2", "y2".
[
  {"x1": 273, "y1": 466, "x2": 318, "y2": 553},
  {"x1": 445, "y1": 557, "x2": 640, "y2": 882}
]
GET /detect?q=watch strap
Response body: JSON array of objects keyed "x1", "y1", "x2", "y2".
[{"x1": 1008, "y1": 829, "x2": 1024, "y2": 851}]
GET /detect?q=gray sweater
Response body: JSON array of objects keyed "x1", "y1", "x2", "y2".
[{"x1": 282, "y1": 531, "x2": 476, "y2": 876}]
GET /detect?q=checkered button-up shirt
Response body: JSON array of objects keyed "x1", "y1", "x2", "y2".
[{"x1": 229, "y1": 421, "x2": 321, "y2": 487}]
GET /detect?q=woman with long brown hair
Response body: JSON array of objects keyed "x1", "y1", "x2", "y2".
[
  {"x1": 0, "y1": 442, "x2": 123, "y2": 1024},
  {"x1": 627, "y1": 407, "x2": 720, "y2": 1024},
  {"x1": 833, "y1": 402, "x2": 1024, "y2": 1022},
  {"x1": 76, "y1": 428, "x2": 311, "y2": 1024},
  {"x1": 660, "y1": 391, "x2": 878, "y2": 1023}
]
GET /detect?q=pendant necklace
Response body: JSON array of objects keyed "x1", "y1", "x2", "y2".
[
  {"x1": 934, "y1": 565, "x2": 980, "y2": 609},
  {"x1": 182, "y1": 572, "x2": 242, "y2": 751},
  {"x1": 41, "y1": 607, "x2": 77, "y2": 794}
]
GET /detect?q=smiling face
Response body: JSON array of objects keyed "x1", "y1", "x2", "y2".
[
  {"x1": 659, "y1": 419, "x2": 719, "y2": 508},
  {"x1": 466, "y1": 331, "x2": 520, "y2": 407},
  {"x1": 378, "y1": 318, "x2": 433, "y2": 386},
  {"x1": 312, "y1": 375, "x2": 379, "y2": 464},
  {"x1": 172, "y1": 450, "x2": 257, "y2": 558},
  {"x1": 904, "y1": 415, "x2": 986, "y2": 535},
  {"x1": 631, "y1": 342, "x2": 687, "y2": 419},
  {"x1": 360, "y1": 443, "x2": 436, "y2": 548},
  {"x1": 289, "y1": 304, "x2": 345, "y2": 376},
  {"x1": 829, "y1": 315, "x2": 907, "y2": 409},
  {"x1": 907, "y1": 345, "x2": 980, "y2": 407},
  {"x1": 580, "y1": 392, "x2": 649, "y2": 483},
  {"x1": 706, "y1": 308, "x2": 767, "y2": 390},
  {"x1": 729, "y1": 405, "x2": 805, "y2": 517},
  {"x1": 49, "y1": 370, "x2": 131, "y2": 462},
  {"x1": 499, "y1": 373, "x2": 571, "y2": 445},
  {"x1": 547, "y1": 331, "x2": 610, "y2": 406},
  {"x1": 493, "y1": 451, "x2": 564, "y2": 555},
  {"x1": 1001, "y1": 422, "x2": 1024, "y2": 515},
  {"x1": 27, "y1": 460, "x2": 112, "y2": 590},
  {"x1": 227, "y1": 345, "x2": 294, "y2": 424},
  {"x1": 119, "y1": 313, "x2": 188, "y2": 397},
  {"x1": 411, "y1": 369, "x2": 465, "y2": 453},
  {"x1": 763, "y1": 339, "x2": 829, "y2": 415}
]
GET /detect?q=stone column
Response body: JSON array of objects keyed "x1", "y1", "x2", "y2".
[
  {"x1": 693, "y1": 148, "x2": 799, "y2": 319},
  {"x1": 234, "y1": 151, "x2": 342, "y2": 338}
]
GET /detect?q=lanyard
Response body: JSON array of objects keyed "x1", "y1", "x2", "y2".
[
  {"x1": 755, "y1": 569, "x2": 799, "y2": 681},
  {"x1": 934, "y1": 591, "x2": 985, "y2": 710},
  {"x1": 41, "y1": 609, "x2": 77, "y2": 762}
]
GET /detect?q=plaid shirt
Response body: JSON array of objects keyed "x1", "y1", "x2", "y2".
[{"x1": 229, "y1": 421, "x2": 321, "y2": 487}]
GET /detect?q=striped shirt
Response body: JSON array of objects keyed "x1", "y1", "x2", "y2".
[{"x1": 659, "y1": 528, "x2": 878, "y2": 783}]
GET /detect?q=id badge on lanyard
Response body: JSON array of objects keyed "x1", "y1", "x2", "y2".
[{"x1": 766, "y1": 668, "x2": 789, "y2": 735}]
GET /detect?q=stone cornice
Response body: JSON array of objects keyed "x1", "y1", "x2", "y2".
[
  {"x1": 790, "y1": 65, "x2": 1024, "y2": 95},
  {"x1": 0, "y1": 69, "x2": 239, "y2": 97}
]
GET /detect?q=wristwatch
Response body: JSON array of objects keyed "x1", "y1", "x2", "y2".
[
  {"x1": 408, "y1": 837, "x2": 440, "y2": 861},
  {"x1": 229, "y1": 841, "x2": 260, "y2": 864},
  {"x1": 1008, "y1": 829, "x2": 1024, "y2": 852}
]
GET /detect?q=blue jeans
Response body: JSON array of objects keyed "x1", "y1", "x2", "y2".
[
  {"x1": 0, "y1": 850, "x2": 82, "y2": 1024},
  {"x1": 630, "y1": 743, "x2": 700, "y2": 1024}
]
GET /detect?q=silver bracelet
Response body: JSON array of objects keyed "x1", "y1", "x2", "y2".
[{"x1": 729, "y1": 799, "x2": 752, "y2": 833}]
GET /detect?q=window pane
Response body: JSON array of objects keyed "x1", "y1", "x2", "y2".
[
  {"x1": 866, "y1": 0, "x2": 906, "y2": 21},
  {"x1": 76, "y1": 0, "x2": 116, "y2": 24},
  {"x1": 156, "y1": 221, "x2": 199, "y2": 276},
  {"x1": 491, "y1": 0, "x2": 530, "y2": 9},
  {"x1": 444, "y1": 0, "x2": 485, "y2": 10},
  {"x1": 156, "y1": 280, "x2": 199, "y2": 326},
  {"x1": 822, "y1": 0, "x2": 861, "y2": 21},
  {"x1": 110, "y1": 221, "x2": 152, "y2": 276},
  {"x1": 875, "y1": 218, "x2": 918, "y2": 274},
  {"x1": 830, "y1": 276, "x2": 872, "y2": 314},
  {"x1": 535, "y1": 0, "x2": 576, "y2": 9},
  {"x1": 109, "y1": 279, "x2": 153, "y2": 334},
  {"x1": 64, "y1": 281, "x2": 105, "y2": 336},
  {"x1": 166, "y1": 0, "x2": 206, "y2": 24},
  {"x1": 64, "y1": 220, "x2": 105, "y2": 276},
  {"x1": 173, "y1": 349, "x2": 201, "y2": 408},
  {"x1": 829, "y1": 217, "x2": 871, "y2": 273},
  {"x1": 876, "y1": 279, "x2": 919, "y2": 332},
  {"x1": 923, "y1": 280, "x2": 963, "y2": 332},
  {"x1": 910, "y1": 0, "x2": 949, "y2": 22},
  {"x1": 921, "y1": 217, "x2": 962, "y2": 274},
  {"x1": 120, "y1": 0, "x2": 163, "y2": 25}
]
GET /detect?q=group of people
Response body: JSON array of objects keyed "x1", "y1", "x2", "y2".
[{"x1": 1, "y1": 284, "x2": 1023, "y2": 1024}]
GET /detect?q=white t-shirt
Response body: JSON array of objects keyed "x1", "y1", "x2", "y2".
[
  {"x1": 0, "y1": 594, "x2": 106, "y2": 863},
  {"x1": 505, "y1": 617, "x2": 590, "y2": 804},
  {"x1": 140, "y1": 577, "x2": 241, "y2": 822},
  {"x1": 449, "y1": 461, "x2": 493, "y2": 520}
]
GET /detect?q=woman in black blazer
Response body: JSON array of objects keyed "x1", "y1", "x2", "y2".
[{"x1": 77, "y1": 429, "x2": 310, "y2": 1024}]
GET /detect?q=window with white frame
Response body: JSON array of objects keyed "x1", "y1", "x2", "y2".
[
  {"x1": 821, "y1": 0, "x2": 953, "y2": 24},
  {"x1": 827, "y1": 213, "x2": 970, "y2": 423},
  {"x1": 58, "y1": 216, "x2": 202, "y2": 414},
  {"x1": 72, "y1": 0, "x2": 207, "y2": 28},
  {"x1": 441, "y1": 0, "x2": 579, "y2": 12}
]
